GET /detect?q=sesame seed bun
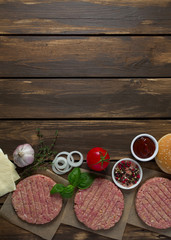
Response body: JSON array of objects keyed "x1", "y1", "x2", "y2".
[{"x1": 155, "y1": 134, "x2": 171, "y2": 174}]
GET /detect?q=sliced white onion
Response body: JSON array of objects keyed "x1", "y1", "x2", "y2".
[
  {"x1": 52, "y1": 150, "x2": 83, "y2": 175},
  {"x1": 67, "y1": 151, "x2": 83, "y2": 167},
  {"x1": 55, "y1": 156, "x2": 68, "y2": 170},
  {"x1": 52, "y1": 163, "x2": 65, "y2": 175},
  {"x1": 56, "y1": 151, "x2": 70, "y2": 158},
  {"x1": 52, "y1": 152, "x2": 74, "y2": 174}
]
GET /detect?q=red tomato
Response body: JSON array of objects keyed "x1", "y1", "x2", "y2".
[{"x1": 87, "y1": 147, "x2": 110, "y2": 171}]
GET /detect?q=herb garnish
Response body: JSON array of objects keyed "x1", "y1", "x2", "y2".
[
  {"x1": 77, "y1": 172, "x2": 95, "y2": 189},
  {"x1": 50, "y1": 168, "x2": 95, "y2": 198},
  {"x1": 68, "y1": 167, "x2": 81, "y2": 187},
  {"x1": 21, "y1": 128, "x2": 58, "y2": 177}
]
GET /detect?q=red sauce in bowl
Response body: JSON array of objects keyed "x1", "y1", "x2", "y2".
[{"x1": 133, "y1": 136, "x2": 155, "y2": 159}]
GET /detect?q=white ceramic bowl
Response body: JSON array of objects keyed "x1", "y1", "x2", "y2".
[
  {"x1": 112, "y1": 158, "x2": 143, "y2": 190},
  {"x1": 130, "y1": 133, "x2": 158, "y2": 162}
]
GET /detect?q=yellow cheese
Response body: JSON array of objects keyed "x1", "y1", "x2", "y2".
[
  {"x1": 4, "y1": 154, "x2": 20, "y2": 181},
  {"x1": 0, "y1": 160, "x2": 16, "y2": 197},
  {"x1": 0, "y1": 149, "x2": 20, "y2": 197}
]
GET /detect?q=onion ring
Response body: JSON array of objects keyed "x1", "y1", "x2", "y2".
[
  {"x1": 67, "y1": 151, "x2": 83, "y2": 167},
  {"x1": 52, "y1": 164, "x2": 65, "y2": 175},
  {"x1": 56, "y1": 151, "x2": 70, "y2": 158},
  {"x1": 52, "y1": 152, "x2": 75, "y2": 174},
  {"x1": 55, "y1": 156, "x2": 68, "y2": 170}
]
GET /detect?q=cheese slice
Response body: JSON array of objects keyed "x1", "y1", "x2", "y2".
[
  {"x1": 0, "y1": 149, "x2": 20, "y2": 197},
  {"x1": 0, "y1": 161, "x2": 16, "y2": 197},
  {"x1": 0, "y1": 149, "x2": 20, "y2": 181},
  {"x1": 4, "y1": 154, "x2": 20, "y2": 181}
]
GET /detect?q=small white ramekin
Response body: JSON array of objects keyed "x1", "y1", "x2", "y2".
[
  {"x1": 112, "y1": 158, "x2": 143, "y2": 190},
  {"x1": 130, "y1": 133, "x2": 158, "y2": 162}
]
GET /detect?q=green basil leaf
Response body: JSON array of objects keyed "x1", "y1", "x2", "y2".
[
  {"x1": 68, "y1": 168, "x2": 81, "y2": 187},
  {"x1": 50, "y1": 183, "x2": 65, "y2": 194},
  {"x1": 78, "y1": 173, "x2": 95, "y2": 189},
  {"x1": 60, "y1": 185, "x2": 75, "y2": 198}
]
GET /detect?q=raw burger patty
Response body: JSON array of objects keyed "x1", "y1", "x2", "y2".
[
  {"x1": 74, "y1": 178, "x2": 124, "y2": 230},
  {"x1": 136, "y1": 177, "x2": 171, "y2": 229},
  {"x1": 12, "y1": 174, "x2": 62, "y2": 224}
]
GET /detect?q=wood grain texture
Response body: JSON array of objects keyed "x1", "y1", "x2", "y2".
[
  {"x1": 0, "y1": 36, "x2": 171, "y2": 77},
  {"x1": 0, "y1": 78, "x2": 171, "y2": 118},
  {"x1": 0, "y1": 219, "x2": 169, "y2": 240},
  {"x1": 0, "y1": 0, "x2": 171, "y2": 34},
  {"x1": 0, "y1": 120, "x2": 170, "y2": 161}
]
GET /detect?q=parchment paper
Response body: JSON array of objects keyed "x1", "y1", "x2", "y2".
[
  {"x1": 1, "y1": 167, "x2": 170, "y2": 240},
  {"x1": 127, "y1": 168, "x2": 171, "y2": 238},
  {"x1": 61, "y1": 169, "x2": 136, "y2": 240},
  {"x1": 0, "y1": 169, "x2": 69, "y2": 240}
]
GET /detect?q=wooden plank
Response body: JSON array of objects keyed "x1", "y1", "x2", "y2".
[
  {"x1": 0, "y1": 36, "x2": 171, "y2": 77},
  {"x1": 0, "y1": 78, "x2": 171, "y2": 118},
  {"x1": 0, "y1": 120, "x2": 170, "y2": 161},
  {"x1": 0, "y1": 0, "x2": 171, "y2": 34},
  {"x1": 0, "y1": 218, "x2": 169, "y2": 240},
  {"x1": 123, "y1": 224, "x2": 169, "y2": 240}
]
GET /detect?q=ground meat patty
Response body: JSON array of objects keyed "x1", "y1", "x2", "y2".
[
  {"x1": 74, "y1": 178, "x2": 124, "y2": 230},
  {"x1": 12, "y1": 174, "x2": 62, "y2": 224},
  {"x1": 136, "y1": 177, "x2": 171, "y2": 229}
]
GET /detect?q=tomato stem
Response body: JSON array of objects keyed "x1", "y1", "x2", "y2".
[{"x1": 94, "y1": 151, "x2": 110, "y2": 167}]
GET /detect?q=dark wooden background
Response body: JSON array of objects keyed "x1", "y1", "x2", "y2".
[{"x1": 0, "y1": 0, "x2": 171, "y2": 239}]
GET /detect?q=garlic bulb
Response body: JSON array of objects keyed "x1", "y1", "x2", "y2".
[{"x1": 13, "y1": 144, "x2": 34, "y2": 167}]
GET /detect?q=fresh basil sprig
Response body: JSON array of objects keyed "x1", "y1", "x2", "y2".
[
  {"x1": 68, "y1": 168, "x2": 81, "y2": 187},
  {"x1": 78, "y1": 172, "x2": 95, "y2": 189},
  {"x1": 50, "y1": 168, "x2": 95, "y2": 198},
  {"x1": 50, "y1": 183, "x2": 74, "y2": 198},
  {"x1": 60, "y1": 185, "x2": 75, "y2": 198},
  {"x1": 50, "y1": 183, "x2": 65, "y2": 194}
]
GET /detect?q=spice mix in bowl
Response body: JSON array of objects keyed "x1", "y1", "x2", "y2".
[{"x1": 112, "y1": 158, "x2": 143, "y2": 190}]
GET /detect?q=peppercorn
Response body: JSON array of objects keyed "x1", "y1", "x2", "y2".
[{"x1": 114, "y1": 160, "x2": 140, "y2": 186}]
